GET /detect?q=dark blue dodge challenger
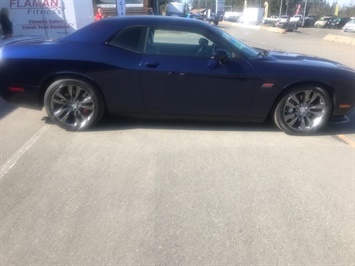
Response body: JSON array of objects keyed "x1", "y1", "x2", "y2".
[{"x1": 0, "y1": 16, "x2": 354, "y2": 135}]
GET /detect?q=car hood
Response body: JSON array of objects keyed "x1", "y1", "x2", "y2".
[{"x1": 268, "y1": 50, "x2": 352, "y2": 70}]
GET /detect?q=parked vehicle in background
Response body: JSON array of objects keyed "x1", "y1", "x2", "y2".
[
  {"x1": 262, "y1": 15, "x2": 279, "y2": 26},
  {"x1": 279, "y1": 15, "x2": 289, "y2": 23},
  {"x1": 225, "y1": 15, "x2": 239, "y2": 22},
  {"x1": 343, "y1": 18, "x2": 355, "y2": 32},
  {"x1": 224, "y1": 11, "x2": 241, "y2": 22},
  {"x1": 303, "y1": 14, "x2": 318, "y2": 27},
  {"x1": 207, "y1": 13, "x2": 221, "y2": 26},
  {"x1": 290, "y1": 15, "x2": 303, "y2": 26},
  {"x1": 328, "y1": 17, "x2": 351, "y2": 29},
  {"x1": 166, "y1": 2, "x2": 189, "y2": 17},
  {"x1": 189, "y1": 9, "x2": 220, "y2": 25},
  {"x1": 276, "y1": 15, "x2": 298, "y2": 31},
  {"x1": 314, "y1": 16, "x2": 336, "y2": 28}
]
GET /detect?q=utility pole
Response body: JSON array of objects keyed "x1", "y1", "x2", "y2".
[
  {"x1": 279, "y1": 0, "x2": 283, "y2": 18},
  {"x1": 285, "y1": 0, "x2": 289, "y2": 16},
  {"x1": 302, "y1": 0, "x2": 308, "y2": 27}
]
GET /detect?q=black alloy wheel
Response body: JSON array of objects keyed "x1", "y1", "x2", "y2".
[
  {"x1": 273, "y1": 86, "x2": 332, "y2": 135},
  {"x1": 44, "y1": 79, "x2": 104, "y2": 130}
]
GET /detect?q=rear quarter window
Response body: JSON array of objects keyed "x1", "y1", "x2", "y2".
[{"x1": 108, "y1": 27, "x2": 145, "y2": 53}]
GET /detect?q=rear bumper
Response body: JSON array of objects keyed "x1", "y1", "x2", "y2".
[{"x1": 0, "y1": 83, "x2": 43, "y2": 110}]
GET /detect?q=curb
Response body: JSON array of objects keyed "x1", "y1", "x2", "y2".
[
  {"x1": 323, "y1": 34, "x2": 355, "y2": 46},
  {"x1": 260, "y1": 26, "x2": 286, "y2": 34}
]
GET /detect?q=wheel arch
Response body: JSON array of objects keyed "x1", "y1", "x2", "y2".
[{"x1": 38, "y1": 72, "x2": 108, "y2": 114}]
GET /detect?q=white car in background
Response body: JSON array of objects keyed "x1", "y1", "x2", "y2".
[{"x1": 343, "y1": 18, "x2": 355, "y2": 32}]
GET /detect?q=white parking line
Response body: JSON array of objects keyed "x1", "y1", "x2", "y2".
[{"x1": 0, "y1": 125, "x2": 50, "y2": 180}]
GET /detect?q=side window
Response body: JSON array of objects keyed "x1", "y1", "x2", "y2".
[
  {"x1": 145, "y1": 28, "x2": 220, "y2": 58},
  {"x1": 153, "y1": 29, "x2": 202, "y2": 45},
  {"x1": 108, "y1": 27, "x2": 145, "y2": 53}
]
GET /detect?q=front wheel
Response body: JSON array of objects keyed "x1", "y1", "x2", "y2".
[
  {"x1": 44, "y1": 79, "x2": 104, "y2": 131},
  {"x1": 273, "y1": 86, "x2": 332, "y2": 135}
]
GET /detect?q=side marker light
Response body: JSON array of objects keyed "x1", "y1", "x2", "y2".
[
  {"x1": 8, "y1": 87, "x2": 24, "y2": 93},
  {"x1": 262, "y1": 83, "x2": 274, "y2": 88},
  {"x1": 339, "y1": 104, "x2": 352, "y2": 109}
]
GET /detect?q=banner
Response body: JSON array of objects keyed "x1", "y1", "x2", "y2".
[
  {"x1": 0, "y1": 0, "x2": 94, "y2": 39},
  {"x1": 216, "y1": 0, "x2": 225, "y2": 14},
  {"x1": 334, "y1": 3, "x2": 339, "y2": 17},
  {"x1": 295, "y1": 4, "x2": 301, "y2": 15},
  {"x1": 116, "y1": 0, "x2": 125, "y2": 16},
  {"x1": 264, "y1": 1, "x2": 268, "y2": 18}
]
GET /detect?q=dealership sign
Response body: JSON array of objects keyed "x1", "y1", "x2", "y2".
[{"x1": 0, "y1": 0, "x2": 94, "y2": 39}]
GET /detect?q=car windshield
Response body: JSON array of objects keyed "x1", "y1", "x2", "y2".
[
  {"x1": 320, "y1": 17, "x2": 333, "y2": 21},
  {"x1": 218, "y1": 30, "x2": 259, "y2": 58}
]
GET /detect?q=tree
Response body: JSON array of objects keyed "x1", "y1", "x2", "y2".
[
  {"x1": 339, "y1": 3, "x2": 355, "y2": 17},
  {"x1": 224, "y1": 0, "x2": 245, "y2": 11}
]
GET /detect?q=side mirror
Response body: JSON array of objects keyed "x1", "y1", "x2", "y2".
[{"x1": 212, "y1": 49, "x2": 229, "y2": 64}]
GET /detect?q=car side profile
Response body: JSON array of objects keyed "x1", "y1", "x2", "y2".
[{"x1": 0, "y1": 16, "x2": 354, "y2": 135}]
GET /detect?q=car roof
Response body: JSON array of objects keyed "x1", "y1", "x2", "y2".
[
  {"x1": 0, "y1": 35, "x2": 49, "y2": 47},
  {"x1": 61, "y1": 16, "x2": 213, "y2": 44}
]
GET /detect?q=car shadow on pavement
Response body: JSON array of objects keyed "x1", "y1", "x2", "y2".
[
  {"x1": 68, "y1": 116, "x2": 354, "y2": 136},
  {"x1": 87, "y1": 116, "x2": 279, "y2": 133},
  {"x1": 324, "y1": 122, "x2": 355, "y2": 135},
  {"x1": 0, "y1": 97, "x2": 17, "y2": 120},
  {"x1": 41, "y1": 113, "x2": 355, "y2": 135}
]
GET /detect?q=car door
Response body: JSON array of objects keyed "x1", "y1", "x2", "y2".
[
  {"x1": 100, "y1": 26, "x2": 146, "y2": 114},
  {"x1": 139, "y1": 27, "x2": 257, "y2": 118}
]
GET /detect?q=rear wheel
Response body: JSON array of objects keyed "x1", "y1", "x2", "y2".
[
  {"x1": 44, "y1": 79, "x2": 104, "y2": 131},
  {"x1": 273, "y1": 86, "x2": 332, "y2": 135}
]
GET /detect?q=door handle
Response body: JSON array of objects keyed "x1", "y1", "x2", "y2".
[
  {"x1": 145, "y1": 62, "x2": 160, "y2": 68},
  {"x1": 168, "y1": 72, "x2": 186, "y2": 76}
]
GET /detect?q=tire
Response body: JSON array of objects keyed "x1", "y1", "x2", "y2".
[
  {"x1": 44, "y1": 79, "x2": 104, "y2": 131},
  {"x1": 273, "y1": 86, "x2": 332, "y2": 135}
]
